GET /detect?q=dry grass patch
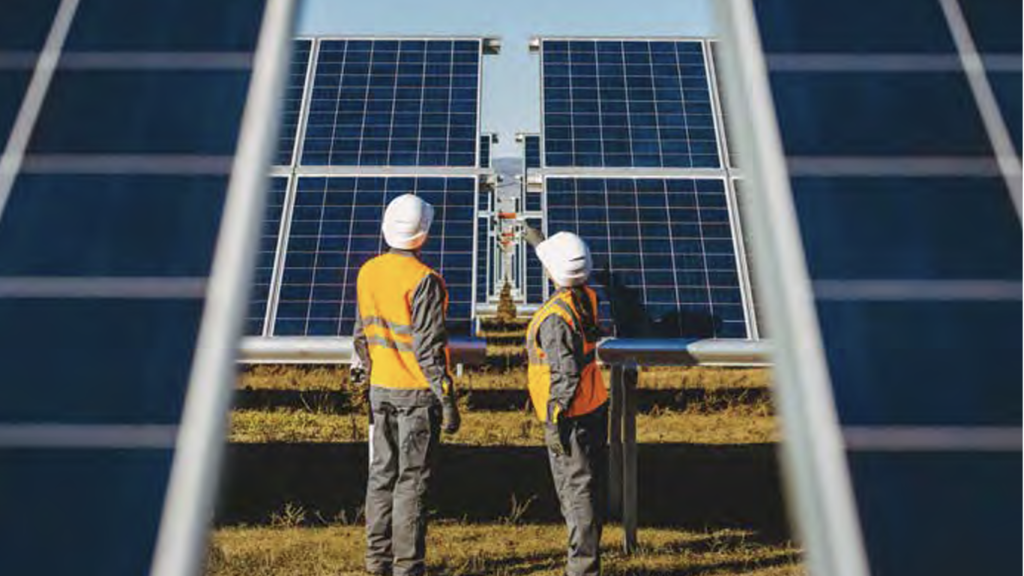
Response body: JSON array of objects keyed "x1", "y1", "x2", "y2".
[
  {"x1": 207, "y1": 523, "x2": 802, "y2": 576},
  {"x1": 229, "y1": 408, "x2": 778, "y2": 445},
  {"x1": 239, "y1": 365, "x2": 771, "y2": 393}
]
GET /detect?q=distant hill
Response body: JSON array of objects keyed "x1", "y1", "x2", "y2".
[{"x1": 492, "y1": 156, "x2": 521, "y2": 179}]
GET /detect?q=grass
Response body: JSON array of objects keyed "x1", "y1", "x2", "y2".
[
  {"x1": 238, "y1": 365, "x2": 771, "y2": 392},
  {"x1": 229, "y1": 407, "x2": 777, "y2": 445},
  {"x1": 207, "y1": 522, "x2": 803, "y2": 576}
]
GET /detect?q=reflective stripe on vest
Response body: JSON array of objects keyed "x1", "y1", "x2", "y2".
[
  {"x1": 526, "y1": 286, "x2": 608, "y2": 422},
  {"x1": 357, "y1": 252, "x2": 440, "y2": 390}
]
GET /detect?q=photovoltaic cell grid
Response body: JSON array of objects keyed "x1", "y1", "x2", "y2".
[
  {"x1": 754, "y1": 0, "x2": 1021, "y2": 573},
  {"x1": 524, "y1": 133, "x2": 541, "y2": 168},
  {"x1": 521, "y1": 134, "x2": 543, "y2": 212},
  {"x1": 524, "y1": 216, "x2": 546, "y2": 303},
  {"x1": 246, "y1": 177, "x2": 289, "y2": 336},
  {"x1": 301, "y1": 39, "x2": 481, "y2": 168},
  {"x1": 475, "y1": 186, "x2": 491, "y2": 303},
  {"x1": 479, "y1": 134, "x2": 491, "y2": 168},
  {"x1": 0, "y1": 1, "x2": 267, "y2": 575},
  {"x1": 275, "y1": 176, "x2": 476, "y2": 337},
  {"x1": 274, "y1": 39, "x2": 312, "y2": 166},
  {"x1": 546, "y1": 177, "x2": 746, "y2": 338},
  {"x1": 541, "y1": 40, "x2": 719, "y2": 169}
]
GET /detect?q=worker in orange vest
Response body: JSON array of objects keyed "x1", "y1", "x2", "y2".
[
  {"x1": 353, "y1": 194, "x2": 460, "y2": 576},
  {"x1": 524, "y1": 226, "x2": 609, "y2": 576}
]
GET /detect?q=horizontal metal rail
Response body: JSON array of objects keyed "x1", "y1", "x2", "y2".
[
  {"x1": 238, "y1": 336, "x2": 771, "y2": 367},
  {"x1": 597, "y1": 338, "x2": 772, "y2": 367},
  {"x1": 238, "y1": 336, "x2": 488, "y2": 365}
]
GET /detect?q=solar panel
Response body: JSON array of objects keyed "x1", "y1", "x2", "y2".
[
  {"x1": 520, "y1": 134, "x2": 543, "y2": 212},
  {"x1": 523, "y1": 133, "x2": 541, "y2": 169},
  {"x1": 0, "y1": 2, "x2": 282, "y2": 575},
  {"x1": 541, "y1": 39, "x2": 719, "y2": 169},
  {"x1": 957, "y1": 3, "x2": 1021, "y2": 156},
  {"x1": 246, "y1": 176, "x2": 289, "y2": 336},
  {"x1": 524, "y1": 216, "x2": 546, "y2": 304},
  {"x1": 545, "y1": 176, "x2": 748, "y2": 338},
  {"x1": 275, "y1": 39, "x2": 312, "y2": 166},
  {"x1": 475, "y1": 184, "x2": 491, "y2": 303},
  {"x1": 274, "y1": 176, "x2": 477, "y2": 337},
  {"x1": 479, "y1": 134, "x2": 492, "y2": 168},
  {"x1": 301, "y1": 39, "x2": 482, "y2": 167},
  {"x1": 742, "y1": 0, "x2": 1022, "y2": 573}
]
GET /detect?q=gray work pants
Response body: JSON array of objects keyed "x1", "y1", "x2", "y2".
[
  {"x1": 365, "y1": 399, "x2": 441, "y2": 576},
  {"x1": 545, "y1": 404, "x2": 609, "y2": 576}
]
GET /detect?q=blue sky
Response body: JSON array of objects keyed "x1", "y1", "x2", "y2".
[{"x1": 297, "y1": 0, "x2": 717, "y2": 157}]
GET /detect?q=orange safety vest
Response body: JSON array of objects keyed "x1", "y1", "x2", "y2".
[
  {"x1": 357, "y1": 252, "x2": 450, "y2": 390},
  {"x1": 526, "y1": 286, "x2": 608, "y2": 422}
]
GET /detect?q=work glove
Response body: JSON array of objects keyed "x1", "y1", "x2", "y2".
[
  {"x1": 442, "y1": 396, "x2": 461, "y2": 435},
  {"x1": 545, "y1": 402, "x2": 571, "y2": 456},
  {"x1": 523, "y1": 224, "x2": 545, "y2": 248}
]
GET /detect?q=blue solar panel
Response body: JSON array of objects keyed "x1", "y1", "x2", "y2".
[
  {"x1": 274, "y1": 176, "x2": 476, "y2": 337},
  {"x1": 479, "y1": 134, "x2": 491, "y2": 168},
  {"x1": 246, "y1": 177, "x2": 289, "y2": 336},
  {"x1": 302, "y1": 39, "x2": 481, "y2": 167},
  {"x1": 475, "y1": 185, "x2": 491, "y2": 303},
  {"x1": 0, "y1": 71, "x2": 31, "y2": 143},
  {"x1": 476, "y1": 217, "x2": 490, "y2": 304},
  {"x1": 524, "y1": 216, "x2": 546, "y2": 304},
  {"x1": 541, "y1": 39, "x2": 719, "y2": 169},
  {"x1": 521, "y1": 134, "x2": 543, "y2": 212},
  {"x1": 523, "y1": 134, "x2": 541, "y2": 169},
  {"x1": 524, "y1": 189, "x2": 543, "y2": 213},
  {"x1": 0, "y1": 2, "x2": 272, "y2": 575},
  {"x1": 754, "y1": 0, "x2": 1021, "y2": 572},
  {"x1": 546, "y1": 176, "x2": 747, "y2": 338},
  {"x1": 0, "y1": 174, "x2": 226, "y2": 277},
  {"x1": 30, "y1": 69, "x2": 251, "y2": 154},
  {"x1": 275, "y1": 39, "x2": 312, "y2": 166},
  {"x1": 959, "y1": 2, "x2": 1022, "y2": 157}
]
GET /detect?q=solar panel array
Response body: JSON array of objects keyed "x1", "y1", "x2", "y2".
[
  {"x1": 0, "y1": 1, "x2": 275, "y2": 573},
  {"x1": 546, "y1": 176, "x2": 746, "y2": 338},
  {"x1": 250, "y1": 38, "x2": 490, "y2": 338},
  {"x1": 749, "y1": 0, "x2": 1021, "y2": 573},
  {"x1": 541, "y1": 39, "x2": 719, "y2": 168},
  {"x1": 535, "y1": 38, "x2": 751, "y2": 337}
]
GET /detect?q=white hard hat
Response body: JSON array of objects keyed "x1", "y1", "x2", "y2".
[
  {"x1": 536, "y1": 232, "x2": 591, "y2": 287},
  {"x1": 382, "y1": 194, "x2": 434, "y2": 250}
]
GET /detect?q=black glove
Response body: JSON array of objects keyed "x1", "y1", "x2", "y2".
[
  {"x1": 350, "y1": 365, "x2": 367, "y2": 387},
  {"x1": 442, "y1": 397, "x2": 461, "y2": 435}
]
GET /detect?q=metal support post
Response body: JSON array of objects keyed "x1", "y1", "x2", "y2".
[
  {"x1": 621, "y1": 363, "x2": 639, "y2": 554},
  {"x1": 608, "y1": 366, "x2": 624, "y2": 519}
]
